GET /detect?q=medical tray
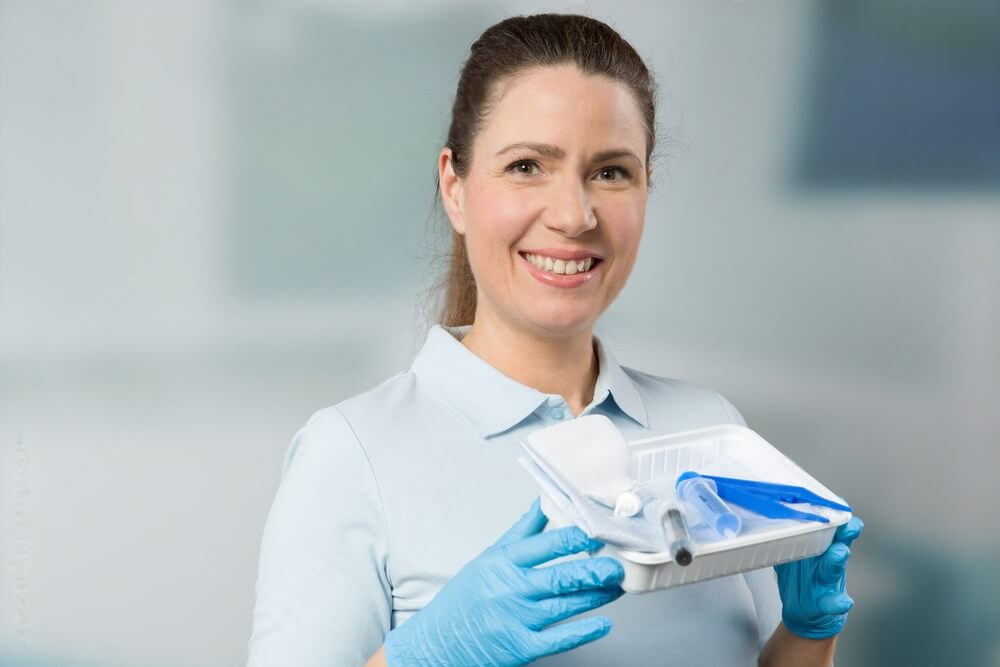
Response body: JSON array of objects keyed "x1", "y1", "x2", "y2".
[{"x1": 538, "y1": 423, "x2": 853, "y2": 594}]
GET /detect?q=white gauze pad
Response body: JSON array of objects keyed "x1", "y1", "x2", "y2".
[{"x1": 524, "y1": 414, "x2": 634, "y2": 507}]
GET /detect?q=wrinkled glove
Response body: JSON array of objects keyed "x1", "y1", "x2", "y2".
[
  {"x1": 384, "y1": 497, "x2": 625, "y2": 666},
  {"x1": 775, "y1": 516, "x2": 864, "y2": 639}
]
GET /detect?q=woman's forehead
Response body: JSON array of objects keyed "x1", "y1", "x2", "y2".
[{"x1": 478, "y1": 65, "x2": 646, "y2": 160}]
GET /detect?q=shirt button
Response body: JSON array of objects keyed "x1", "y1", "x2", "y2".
[{"x1": 548, "y1": 407, "x2": 565, "y2": 420}]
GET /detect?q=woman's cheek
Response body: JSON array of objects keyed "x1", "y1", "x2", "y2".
[
  {"x1": 491, "y1": 192, "x2": 540, "y2": 237},
  {"x1": 467, "y1": 189, "x2": 531, "y2": 241},
  {"x1": 614, "y1": 200, "x2": 646, "y2": 247}
]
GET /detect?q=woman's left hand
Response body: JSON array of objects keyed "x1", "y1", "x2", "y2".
[{"x1": 774, "y1": 516, "x2": 864, "y2": 639}]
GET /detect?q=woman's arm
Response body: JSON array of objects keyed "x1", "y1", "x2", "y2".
[
  {"x1": 365, "y1": 645, "x2": 388, "y2": 667},
  {"x1": 246, "y1": 408, "x2": 392, "y2": 666},
  {"x1": 759, "y1": 623, "x2": 836, "y2": 666}
]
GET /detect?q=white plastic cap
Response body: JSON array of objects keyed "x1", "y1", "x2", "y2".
[{"x1": 614, "y1": 491, "x2": 642, "y2": 517}]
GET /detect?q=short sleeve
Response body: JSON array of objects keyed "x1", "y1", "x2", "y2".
[
  {"x1": 716, "y1": 391, "x2": 784, "y2": 650},
  {"x1": 743, "y1": 565, "x2": 782, "y2": 651},
  {"x1": 247, "y1": 407, "x2": 392, "y2": 666}
]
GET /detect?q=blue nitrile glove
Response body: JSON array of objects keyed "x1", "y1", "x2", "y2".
[
  {"x1": 384, "y1": 497, "x2": 625, "y2": 666},
  {"x1": 775, "y1": 516, "x2": 864, "y2": 639}
]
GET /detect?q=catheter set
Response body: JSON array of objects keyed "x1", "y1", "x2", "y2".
[{"x1": 518, "y1": 415, "x2": 854, "y2": 594}]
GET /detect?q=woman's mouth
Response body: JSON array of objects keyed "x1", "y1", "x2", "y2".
[{"x1": 518, "y1": 251, "x2": 603, "y2": 287}]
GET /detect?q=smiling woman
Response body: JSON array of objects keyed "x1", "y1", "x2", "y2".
[
  {"x1": 246, "y1": 13, "x2": 859, "y2": 667},
  {"x1": 438, "y1": 63, "x2": 651, "y2": 415}
]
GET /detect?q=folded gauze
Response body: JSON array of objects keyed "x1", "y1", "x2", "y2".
[{"x1": 519, "y1": 415, "x2": 669, "y2": 552}]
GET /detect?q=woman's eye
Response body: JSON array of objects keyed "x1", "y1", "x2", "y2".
[
  {"x1": 597, "y1": 166, "x2": 629, "y2": 181},
  {"x1": 506, "y1": 159, "x2": 540, "y2": 176}
]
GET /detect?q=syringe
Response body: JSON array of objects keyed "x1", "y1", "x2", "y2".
[{"x1": 676, "y1": 472, "x2": 743, "y2": 538}]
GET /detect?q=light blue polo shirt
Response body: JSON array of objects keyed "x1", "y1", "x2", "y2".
[{"x1": 247, "y1": 324, "x2": 781, "y2": 666}]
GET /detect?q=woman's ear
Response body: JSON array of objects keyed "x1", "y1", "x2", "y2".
[{"x1": 438, "y1": 148, "x2": 466, "y2": 235}]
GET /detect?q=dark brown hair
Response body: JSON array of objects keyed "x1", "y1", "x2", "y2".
[{"x1": 435, "y1": 13, "x2": 658, "y2": 327}]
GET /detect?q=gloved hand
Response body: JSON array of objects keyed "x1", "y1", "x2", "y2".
[
  {"x1": 384, "y1": 497, "x2": 625, "y2": 666},
  {"x1": 775, "y1": 516, "x2": 864, "y2": 639}
]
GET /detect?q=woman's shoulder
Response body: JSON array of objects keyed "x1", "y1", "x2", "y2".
[
  {"x1": 281, "y1": 369, "x2": 419, "y2": 472},
  {"x1": 620, "y1": 365, "x2": 717, "y2": 396},
  {"x1": 303, "y1": 368, "x2": 419, "y2": 430},
  {"x1": 619, "y1": 365, "x2": 747, "y2": 427}
]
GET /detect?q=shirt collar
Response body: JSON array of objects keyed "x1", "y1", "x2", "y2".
[
  {"x1": 411, "y1": 324, "x2": 648, "y2": 439},
  {"x1": 592, "y1": 332, "x2": 648, "y2": 429}
]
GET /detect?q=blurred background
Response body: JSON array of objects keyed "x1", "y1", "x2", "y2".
[{"x1": 1, "y1": 1, "x2": 998, "y2": 665}]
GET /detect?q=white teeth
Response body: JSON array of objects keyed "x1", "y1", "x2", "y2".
[{"x1": 524, "y1": 253, "x2": 597, "y2": 275}]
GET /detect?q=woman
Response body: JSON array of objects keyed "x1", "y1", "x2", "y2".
[{"x1": 247, "y1": 14, "x2": 862, "y2": 666}]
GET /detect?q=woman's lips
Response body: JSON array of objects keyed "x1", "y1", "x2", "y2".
[{"x1": 519, "y1": 251, "x2": 603, "y2": 287}]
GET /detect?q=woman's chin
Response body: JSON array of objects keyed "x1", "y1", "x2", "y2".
[{"x1": 523, "y1": 309, "x2": 599, "y2": 339}]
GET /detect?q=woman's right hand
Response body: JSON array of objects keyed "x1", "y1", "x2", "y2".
[{"x1": 383, "y1": 497, "x2": 625, "y2": 666}]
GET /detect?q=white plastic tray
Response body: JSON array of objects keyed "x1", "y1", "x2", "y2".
[{"x1": 539, "y1": 423, "x2": 852, "y2": 594}]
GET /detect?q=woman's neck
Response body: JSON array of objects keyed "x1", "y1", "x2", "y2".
[{"x1": 459, "y1": 311, "x2": 598, "y2": 417}]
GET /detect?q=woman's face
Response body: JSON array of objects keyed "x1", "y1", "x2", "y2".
[{"x1": 439, "y1": 65, "x2": 651, "y2": 339}]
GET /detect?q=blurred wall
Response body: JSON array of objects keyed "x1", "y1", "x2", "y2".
[{"x1": 1, "y1": 1, "x2": 998, "y2": 665}]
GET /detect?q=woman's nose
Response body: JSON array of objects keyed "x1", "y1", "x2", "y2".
[{"x1": 544, "y1": 179, "x2": 597, "y2": 238}]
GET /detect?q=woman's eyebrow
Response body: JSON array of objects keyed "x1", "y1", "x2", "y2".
[
  {"x1": 592, "y1": 148, "x2": 642, "y2": 165},
  {"x1": 495, "y1": 142, "x2": 641, "y2": 165},
  {"x1": 495, "y1": 142, "x2": 565, "y2": 159}
]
